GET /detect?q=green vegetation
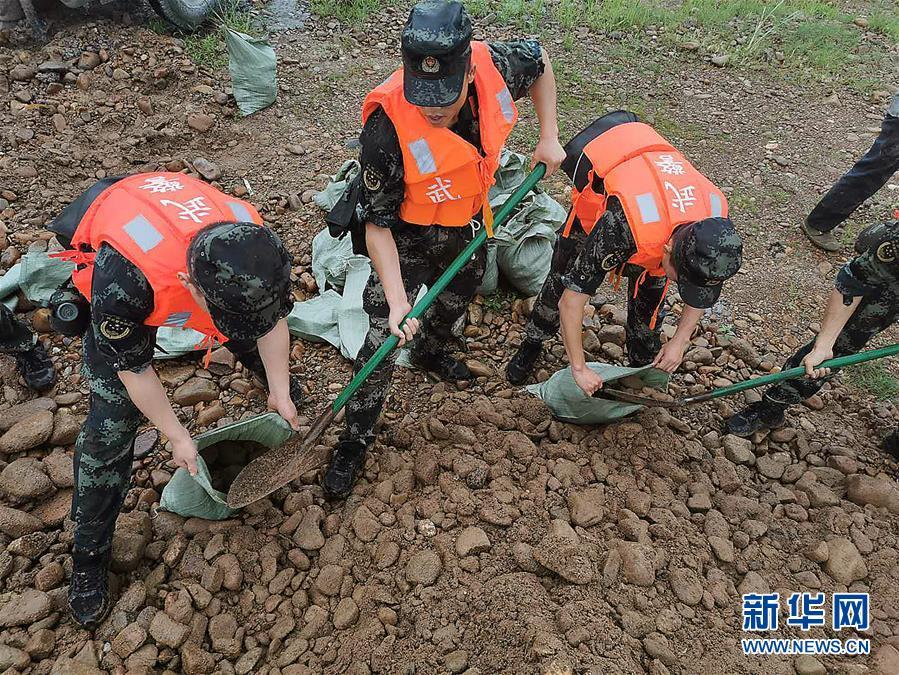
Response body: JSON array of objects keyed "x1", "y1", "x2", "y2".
[
  {"x1": 310, "y1": 0, "x2": 386, "y2": 24},
  {"x1": 184, "y1": 32, "x2": 227, "y2": 69},
  {"x1": 845, "y1": 361, "x2": 899, "y2": 401}
]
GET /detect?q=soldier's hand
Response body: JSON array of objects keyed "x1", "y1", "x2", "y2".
[
  {"x1": 532, "y1": 136, "x2": 566, "y2": 177},
  {"x1": 652, "y1": 340, "x2": 687, "y2": 374},
  {"x1": 803, "y1": 345, "x2": 834, "y2": 379},
  {"x1": 171, "y1": 432, "x2": 199, "y2": 476},
  {"x1": 268, "y1": 393, "x2": 300, "y2": 431},
  {"x1": 388, "y1": 300, "x2": 419, "y2": 347},
  {"x1": 573, "y1": 365, "x2": 604, "y2": 396}
]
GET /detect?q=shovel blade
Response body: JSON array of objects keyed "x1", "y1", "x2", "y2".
[
  {"x1": 226, "y1": 407, "x2": 336, "y2": 508},
  {"x1": 596, "y1": 388, "x2": 682, "y2": 408}
]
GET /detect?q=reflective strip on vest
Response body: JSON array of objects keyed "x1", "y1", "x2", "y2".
[
  {"x1": 635, "y1": 193, "x2": 661, "y2": 225},
  {"x1": 227, "y1": 201, "x2": 253, "y2": 222},
  {"x1": 409, "y1": 138, "x2": 437, "y2": 175},
  {"x1": 122, "y1": 215, "x2": 164, "y2": 253},
  {"x1": 162, "y1": 312, "x2": 191, "y2": 328},
  {"x1": 709, "y1": 193, "x2": 723, "y2": 218},
  {"x1": 496, "y1": 88, "x2": 514, "y2": 123}
]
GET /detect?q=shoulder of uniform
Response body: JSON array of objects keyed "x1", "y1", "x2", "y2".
[{"x1": 854, "y1": 220, "x2": 899, "y2": 260}]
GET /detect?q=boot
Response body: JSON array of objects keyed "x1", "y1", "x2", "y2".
[
  {"x1": 15, "y1": 343, "x2": 56, "y2": 392},
  {"x1": 410, "y1": 348, "x2": 472, "y2": 381},
  {"x1": 289, "y1": 373, "x2": 305, "y2": 408},
  {"x1": 506, "y1": 339, "x2": 542, "y2": 385},
  {"x1": 801, "y1": 221, "x2": 841, "y2": 252},
  {"x1": 882, "y1": 430, "x2": 899, "y2": 461},
  {"x1": 68, "y1": 548, "x2": 112, "y2": 629},
  {"x1": 323, "y1": 439, "x2": 367, "y2": 499},
  {"x1": 726, "y1": 399, "x2": 787, "y2": 438}
]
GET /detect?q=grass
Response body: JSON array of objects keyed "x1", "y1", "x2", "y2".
[
  {"x1": 845, "y1": 361, "x2": 899, "y2": 401},
  {"x1": 310, "y1": 0, "x2": 385, "y2": 24},
  {"x1": 149, "y1": 0, "x2": 262, "y2": 70}
]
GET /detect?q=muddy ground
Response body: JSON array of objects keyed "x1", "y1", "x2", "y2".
[{"x1": 0, "y1": 1, "x2": 898, "y2": 674}]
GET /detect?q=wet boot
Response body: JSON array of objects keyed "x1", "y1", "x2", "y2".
[
  {"x1": 323, "y1": 439, "x2": 367, "y2": 499},
  {"x1": 801, "y1": 221, "x2": 841, "y2": 252},
  {"x1": 68, "y1": 548, "x2": 112, "y2": 629},
  {"x1": 506, "y1": 339, "x2": 542, "y2": 385},
  {"x1": 410, "y1": 348, "x2": 472, "y2": 381},
  {"x1": 15, "y1": 343, "x2": 56, "y2": 392},
  {"x1": 726, "y1": 399, "x2": 787, "y2": 438},
  {"x1": 882, "y1": 430, "x2": 899, "y2": 461}
]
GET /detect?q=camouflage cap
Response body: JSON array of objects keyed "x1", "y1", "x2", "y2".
[
  {"x1": 671, "y1": 217, "x2": 743, "y2": 309},
  {"x1": 401, "y1": 0, "x2": 472, "y2": 108},
  {"x1": 187, "y1": 222, "x2": 293, "y2": 341}
]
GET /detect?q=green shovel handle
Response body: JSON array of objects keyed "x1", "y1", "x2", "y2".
[
  {"x1": 686, "y1": 342, "x2": 899, "y2": 404},
  {"x1": 332, "y1": 163, "x2": 547, "y2": 411}
]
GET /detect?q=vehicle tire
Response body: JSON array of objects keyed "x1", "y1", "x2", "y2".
[{"x1": 148, "y1": 0, "x2": 217, "y2": 30}]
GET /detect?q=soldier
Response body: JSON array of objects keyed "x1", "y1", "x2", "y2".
[
  {"x1": 728, "y1": 217, "x2": 899, "y2": 456},
  {"x1": 802, "y1": 91, "x2": 899, "y2": 252},
  {"x1": 322, "y1": 0, "x2": 566, "y2": 498},
  {"x1": 0, "y1": 304, "x2": 56, "y2": 391},
  {"x1": 49, "y1": 173, "x2": 302, "y2": 628},
  {"x1": 506, "y1": 111, "x2": 743, "y2": 393}
]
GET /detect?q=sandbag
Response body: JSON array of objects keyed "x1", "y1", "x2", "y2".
[
  {"x1": 224, "y1": 28, "x2": 278, "y2": 116},
  {"x1": 526, "y1": 363, "x2": 669, "y2": 425},
  {"x1": 0, "y1": 262, "x2": 22, "y2": 310},
  {"x1": 159, "y1": 412, "x2": 294, "y2": 519},
  {"x1": 18, "y1": 251, "x2": 75, "y2": 307},
  {"x1": 313, "y1": 160, "x2": 360, "y2": 213}
]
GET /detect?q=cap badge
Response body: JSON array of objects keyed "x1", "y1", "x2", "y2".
[{"x1": 421, "y1": 56, "x2": 440, "y2": 74}]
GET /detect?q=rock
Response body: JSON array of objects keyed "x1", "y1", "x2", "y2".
[
  {"x1": 823, "y1": 538, "x2": 867, "y2": 584},
  {"x1": 34, "y1": 561, "x2": 64, "y2": 591},
  {"x1": 352, "y1": 505, "x2": 381, "y2": 542},
  {"x1": 215, "y1": 553, "x2": 243, "y2": 590},
  {"x1": 444, "y1": 650, "x2": 469, "y2": 673},
  {"x1": 853, "y1": 16, "x2": 869, "y2": 28},
  {"x1": 872, "y1": 645, "x2": 899, "y2": 674},
  {"x1": 708, "y1": 535, "x2": 735, "y2": 563},
  {"x1": 643, "y1": 633, "x2": 677, "y2": 666},
  {"x1": 112, "y1": 623, "x2": 147, "y2": 658},
  {"x1": 112, "y1": 510, "x2": 152, "y2": 572},
  {"x1": 9, "y1": 64, "x2": 36, "y2": 81},
  {"x1": 235, "y1": 647, "x2": 263, "y2": 675},
  {"x1": 50, "y1": 411, "x2": 82, "y2": 446},
  {"x1": 0, "y1": 458, "x2": 53, "y2": 499},
  {"x1": 846, "y1": 474, "x2": 899, "y2": 514},
  {"x1": 618, "y1": 541, "x2": 656, "y2": 587},
  {"x1": 0, "y1": 644, "x2": 29, "y2": 671},
  {"x1": 24, "y1": 629, "x2": 55, "y2": 659},
  {"x1": 406, "y1": 549, "x2": 442, "y2": 585},
  {"x1": 0, "y1": 505, "x2": 43, "y2": 537},
  {"x1": 711, "y1": 54, "x2": 730, "y2": 67},
  {"x1": 670, "y1": 567, "x2": 703, "y2": 605},
  {"x1": 533, "y1": 536, "x2": 593, "y2": 585},
  {"x1": 466, "y1": 360, "x2": 493, "y2": 378},
  {"x1": 798, "y1": 481, "x2": 839, "y2": 508},
  {"x1": 455, "y1": 526, "x2": 491, "y2": 557},
  {"x1": 0, "y1": 398, "x2": 56, "y2": 432},
  {"x1": 149, "y1": 611, "x2": 189, "y2": 648},
  {"x1": 32, "y1": 307, "x2": 52, "y2": 332},
  {"x1": 723, "y1": 434, "x2": 754, "y2": 464},
  {"x1": 187, "y1": 113, "x2": 215, "y2": 132},
  {"x1": 333, "y1": 597, "x2": 359, "y2": 628},
  {"x1": 0, "y1": 409, "x2": 55, "y2": 453},
  {"x1": 0, "y1": 589, "x2": 52, "y2": 627},
  {"x1": 314, "y1": 564, "x2": 344, "y2": 596},
  {"x1": 50, "y1": 658, "x2": 104, "y2": 675},
  {"x1": 78, "y1": 52, "x2": 101, "y2": 69},
  {"x1": 208, "y1": 613, "x2": 239, "y2": 656},
  {"x1": 173, "y1": 378, "x2": 219, "y2": 406},
  {"x1": 294, "y1": 505, "x2": 325, "y2": 550},
  {"x1": 794, "y1": 655, "x2": 826, "y2": 675},
  {"x1": 43, "y1": 452, "x2": 74, "y2": 487},
  {"x1": 568, "y1": 488, "x2": 604, "y2": 527},
  {"x1": 32, "y1": 489, "x2": 72, "y2": 527},
  {"x1": 193, "y1": 158, "x2": 222, "y2": 182},
  {"x1": 181, "y1": 643, "x2": 215, "y2": 674}
]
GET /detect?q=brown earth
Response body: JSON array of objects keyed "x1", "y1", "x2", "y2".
[{"x1": 0, "y1": 2, "x2": 898, "y2": 675}]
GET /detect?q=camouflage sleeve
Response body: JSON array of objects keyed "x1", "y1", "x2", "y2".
[
  {"x1": 358, "y1": 107, "x2": 405, "y2": 230},
  {"x1": 562, "y1": 198, "x2": 637, "y2": 295},
  {"x1": 90, "y1": 243, "x2": 157, "y2": 373},
  {"x1": 487, "y1": 40, "x2": 545, "y2": 101},
  {"x1": 834, "y1": 230, "x2": 899, "y2": 305}
]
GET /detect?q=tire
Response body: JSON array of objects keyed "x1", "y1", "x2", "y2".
[{"x1": 148, "y1": 0, "x2": 217, "y2": 30}]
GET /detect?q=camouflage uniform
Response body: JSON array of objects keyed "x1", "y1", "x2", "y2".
[
  {"x1": 807, "y1": 92, "x2": 899, "y2": 233},
  {"x1": 0, "y1": 304, "x2": 35, "y2": 354},
  {"x1": 342, "y1": 40, "x2": 543, "y2": 445},
  {"x1": 763, "y1": 219, "x2": 899, "y2": 407},
  {"x1": 523, "y1": 198, "x2": 668, "y2": 366}
]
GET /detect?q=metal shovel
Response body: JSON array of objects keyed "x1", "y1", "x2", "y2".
[
  {"x1": 226, "y1": 164, "x2": 548, "y2": 508},
  {"x1": 599, "y1": 343, "x2": 899, "y2": 408}
]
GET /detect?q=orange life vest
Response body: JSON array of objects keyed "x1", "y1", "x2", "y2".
[
  {"x1": 362, "y1": 41, "x2": 518, "y2": 232},
  {"x1": 54, "y1": 172, "x2": 264, "y2": 348},
  {"x1": 562, "y1": 122, "x2": 728, "y2": 277}
]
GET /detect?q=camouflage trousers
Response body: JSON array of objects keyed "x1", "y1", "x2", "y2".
[
  {"x1": 341, "y1": 224, "x2": 486, "y2": 445},
  {"x1": 0, "y1": 304, "x2": 36, "y2": 354},
  {"x1": 764, "y1": 288, "x2": 899, "y2": 407},
  {"x1": 72, "y1": 329, "x2": 268, "y2": 553},
  {"x1": 524, "y1": 229, "x2": 666, "y2": 366}
]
